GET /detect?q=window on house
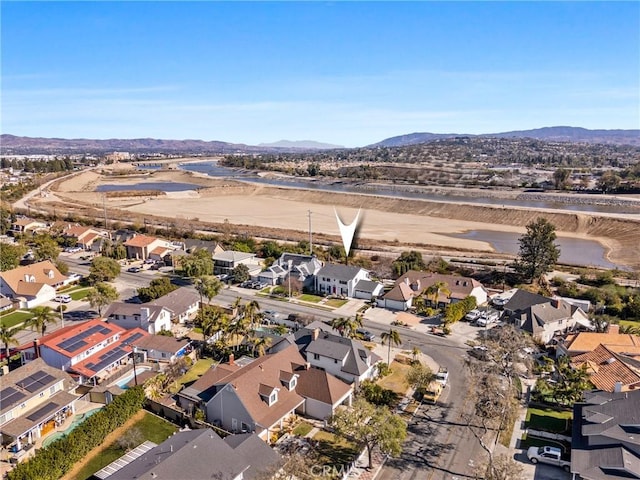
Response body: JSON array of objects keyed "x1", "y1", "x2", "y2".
[
  {"x1": 289, "y1": 377, "x2": 297, "y2": 390},
  {"x1": 49, "y1": 385, "x2": 57, "y2": 395},
  {"x1": 313, "y1": 353, "x2": 320, "y2": 360},
  {"x1": 20, "y1": 403, "x2": 26, "y2": 409},
  {"x1": 39, "y1": 392, "x2": 45, "y2": 398},
  {"x1": 339, "y1": 280, "x2": 347, "y2": 285},
  {"x1": 334, "y1": 359, "x2": 338, "y2": 364},
  {"x1": 241, "y1": 422, "x2": 250, "y2": 432},
  {"x1": 269, "y1": 391, "x2": 278, "y2": 405},
  {"x1": 161, "y1": 352, "x2": 167, "y2": 358}
]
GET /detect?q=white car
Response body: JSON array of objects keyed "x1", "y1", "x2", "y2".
[
  {"x1": 55, "y1": 294, "x2": 72, "y2": 303},
  {"x1": 464, "y1": 309, "x2": 482, "y2": 322}
]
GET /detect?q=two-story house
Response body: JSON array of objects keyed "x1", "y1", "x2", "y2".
[
  {"x1": 10, "y1": 217, "x2": 48, "y2": 234},
  {"x1": 213, "y1": 251, "x2": 261, "y2": 277},
  {"x1": 0, "y1": 358, "x2": 79, "y2": 459},
  {"x1": 203, "y1": 346, "x2": 353, "y2": 441},
  {"x1": 62, "y1": 225, "x2": 109, "y2": 251},
  {"x1": 123, "y1": 234, "x2": 173, "y2": 261},
  {"x1": 21, "y1": 319, "x2": 149, "y2": 385},
  {"x1": 272, "y1": 322, "x2": 381, "y2": 387},
  {"x1": 315, "y1": 264, "x2": 379, "y2": 299},
  {"x1": 257, "y1": 253, "x2": 323, "y2": 288},
  {"x1": 103, "y1": 303, "x2": 172, "y2": 334},
  {"x1": 148, "y1": 287, "x2": 200, "y2": 324},
  {"x1": 0, "y1": 260, "x2": 68, "y2": 308},
  {"x1": 504, "y1": 289, "x2": 589, "y2": 344}
]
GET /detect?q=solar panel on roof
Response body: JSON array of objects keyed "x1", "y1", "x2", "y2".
[
  {"x1": 98, "y1": 326, "x2": 111, "y2": 335},
  {"x1": 127, "y1": 332, "x2": 144, "y2": 343},
  {"x1": 85, "y1": 347, "x2": 128, "y2": 373},
  {"x1": 26, "y1": 401, "x2": 59, "y2": 422},
  {"x1": 22, "y1": 380, "x2": 42, "y2": 393},
  {"x1": 0, "y1": 387, "x2": 26, "y2": 406}
]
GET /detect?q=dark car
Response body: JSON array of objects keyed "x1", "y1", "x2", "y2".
[{"x1": 356, "y1": 329, "x2": 375, "y2": 341}]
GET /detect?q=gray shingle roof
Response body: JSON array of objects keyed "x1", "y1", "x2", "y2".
[
  {"x1": 108, "y1": 429, "x2": 249, "y2": 480},
  {"x1": 148, "y1": 287, "x2": 199, "y2": 315},
  {"x1": 317, "y1": 264, "x2": 365, "y2": 282}
]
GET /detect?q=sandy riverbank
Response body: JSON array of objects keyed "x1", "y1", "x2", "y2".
[{"x1": 33, "y1": 168, "x2": 640, "y2": 271}]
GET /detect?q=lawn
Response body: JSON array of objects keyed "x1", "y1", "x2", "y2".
[
  {"x1": 525, "y1": 406, "x2": 572, "y2": 434},
  {"x1": 298, "y1": 294, "x2": 322, "y2": 303},
  {"x1": 292, "y1": 420, "x2": 314, "y2": 437},
  {"x1": 618, "y1": 319, "x2": 640, "y2": 330},
  {"x1": 376, "y1": 360, "x2": 411, "y2": 396},
  {"x1": 69, "y1": 288, "x2": 92, "y2": 301},
  {"x1": 312, "y1": 430, "x2": 360, "y2": 476},
  {"x1": 0, "y1": 310, "x2": 34, "y2": 328},
  {"x1": 325, "y1": 298, "x2": 348, "y2": 308},
  {"x1": 178, "y1": 358, "x2": 215, "y2": 386},
  {"x1": 71, "y1": 411, "x2": 177, "y2": 480}
]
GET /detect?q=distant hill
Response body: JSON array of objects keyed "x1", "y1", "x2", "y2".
[
  {"x1": 258, "y1": 140, "x2": 344, "y2": 150},
  {"x1": 371, "y1": 126, "x2": 640, "y2": 147}
]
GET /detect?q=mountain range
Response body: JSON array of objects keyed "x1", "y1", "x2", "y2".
[
  {"x1": 371, "y1": 126, "x2": 640, "y2": 147},
  {"x1": 1, "y1": 126, "x2": 638, "y2": 155}
]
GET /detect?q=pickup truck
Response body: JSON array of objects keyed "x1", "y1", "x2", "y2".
[
  {"x1": 422, "y1": 381, "x2": 443, "y2": 404},
  {"x1": 527, "y1": 446, "x2": 571, "y2": 472},
  {"x1": 435, "y1": 367, "x2": 449, "y2": 387}
]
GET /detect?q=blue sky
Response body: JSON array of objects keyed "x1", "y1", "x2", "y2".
[{"x1": 2, "y1": 1, "x2": 639, "y2": 147}]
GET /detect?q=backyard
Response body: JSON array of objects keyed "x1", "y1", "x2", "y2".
[
  {"x1": 68, "y1": 411, "x2": 177, "y2": 480},
  {"x1": 312, "y1": 430, "x2": 360, "y2": 477},
  {"x1": 177, "y1": 357, "x2": 215, "y2": 387}
]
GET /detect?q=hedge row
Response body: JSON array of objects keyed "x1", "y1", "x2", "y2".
[{"x1": 8, "y1": 386, "x2": 145, "y2": 480}]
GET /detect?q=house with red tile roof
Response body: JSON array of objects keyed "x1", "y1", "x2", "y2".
[
  {"x1": 0, "y1": 260, "x2": 68, "y2": 308},
  {"x1": 559, "y1": 324, "x2": 640, "y2": 359},
  {"x1": 203, "y1": 345, "x2": 353, "y2": 441},
  {"x1": 124, "y1": 234, "x2": 173, "y2": 260},
  {"x1": 20, "y1": 319, "x2": 148, "y2": 385},
  {"x1": 571, "y1": 344, "x2": 640, "y2": 393}
]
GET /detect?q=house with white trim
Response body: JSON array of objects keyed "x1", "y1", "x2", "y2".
[
  {"x1": 0, "y1": 260, "x2": 68, "y2": 308},
  {"x1": 315, "y1": 263, "x2": 379, "y2": 299}
]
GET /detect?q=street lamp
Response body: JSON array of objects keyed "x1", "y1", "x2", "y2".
[{"x1": 288, "y1": 260, "x2": 293, "y2": 301}]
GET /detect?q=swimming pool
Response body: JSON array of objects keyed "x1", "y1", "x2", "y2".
[
  {"x1": 112, "y1": 367, "x2": 152, "y2": 389},
  {"x1": 42, "y1": 408, "x2": 102, "y2": 447}
]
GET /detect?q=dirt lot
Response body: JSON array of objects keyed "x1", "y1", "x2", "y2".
[{"x1": 29, "y1": 168, "x2": 640, "y2": 271}]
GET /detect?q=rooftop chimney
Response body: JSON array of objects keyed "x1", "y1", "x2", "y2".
[
  {"x1": 608, "y1": 324, "x2": 620, "y2": 335},
  {"x1": 312, "y1": 328, "x2": 320, "y2": 341},
  {"x1": 33, "y1": 339, "x2": 40, "y2": 359},
  {"x1": 228, "y1": 353, "x2": 235, "y2": 366},
  {"x1": 614, "y1": 381, "x2": 623, "y2": 393}
]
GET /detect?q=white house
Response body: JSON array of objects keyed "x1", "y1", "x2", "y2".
[
  {"x1": 0, "y1": 260, "x2": 68, "y2": 308},
  {"x1": 315, "y1": 264, "x2": 373, "y2": 298},
  {"x1": 103, "y1": 303, "x2": 172, "y2": 335}
]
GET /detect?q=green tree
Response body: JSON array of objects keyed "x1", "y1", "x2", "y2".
[
  {"x1": 513, "y1": 218, "x2": 560, "y2": 283},
  {"x1": 405, "y1": 363, "x2": 435, "y2": 394},
  {"x1": 193, "y1": 275, "x2": 223, "y2": 313},
  {"x1": 89, "y1": 256, "x2": 121, "y2": 283},
  {"x1": 0, "y1": 243, "x2": 27, "y2": 270},
  {"x1": 232, "y1": 263, "x2": 250, "y2": 283},
  {"x1": 137, "y1": 277, "x2": 178, "y2": 303},
  {"x1": 330, "y1": 398, "x2": 407, "y2": 468},
  {"x1": 392, "y1": 251, "x2": 425, "y2": 277},
  {"x1": 28, "y1": 306, "x2": 57, "y2": 337},
  {"x1": 0, "y1": 324, "x2": 22, "y2": 360},
  {"x1": 598, "y1": 171, "x2": 621, "y2": 193},
  {"x1": 424, "y1": 281, "x2": 451, "y2": 307},
  {"x1": 553, "y1": 168, "x2": 571, "y2": 190},
  {"x1": 31, "y1": 234, "x2": 61, "y2": 261},
  {"x1": 87, "y1": 282, "x2": 119, "y2": 315},
  {"x1": 380, "y1": 328, "x2": 402, "y2": 365},
  {"x1": 180, "y1": 249, "x2": 214, "y2": 277},
  {"x1": 330, "y1": 315, "x2": 363, "y2": 339},
  {"x1": 54, "y1": 259, "x2": 69, "y2": 276}
]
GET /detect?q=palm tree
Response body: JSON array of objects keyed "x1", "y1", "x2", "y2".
[
  {"x1": 330, "y1": 315, "x2": 363, "y2": 339},
  {"x1": 380, "y1": 328, "x2": 402, "y2": 365},
  {"x1": 243, "y1": 299, "x2": 262, "y2": 331},
  {"x1": 272, "y1": 324, "x2": 289, "y2": 336},
  {"x1": 28, "y1": 306, "x2": 57, "y2": 337},
  {"x1": 194, "y1": 275, "x2": 223, "y2": 318},
  {"x1": 424, "y1": 281, "x2": 451, "y2": 308},
  {"x1": 620, "y1": 324, "x2": 640, "y2": 335},
  {"x1": 411, "y1": 346, "x2": 421, "y2": 363},
  {"x1": 330, "y1": 317, "x2": 350, "y2": 337},
  {"x1": 250, "y1": 336, "x2": 272, "y2": 357},
  {"x1": 0, "y1": 324, "x2": 22, "y2": 360}
]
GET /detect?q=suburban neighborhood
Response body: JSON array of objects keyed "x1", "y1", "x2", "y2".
[{"x1": 0, "y1": 210, "x2": 639, "y2": 480}]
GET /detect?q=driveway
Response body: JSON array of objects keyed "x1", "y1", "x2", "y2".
[{"x1": 513, "y1": 451, "x2": 571, "y2": 480}]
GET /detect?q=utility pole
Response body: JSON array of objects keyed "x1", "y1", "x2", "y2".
[
  {"x1": 102, "y1": 193, "x2": 109, "y2": 231},
  {"x1": 308, "y1": 210, "x2": 312, "y2": 255}
]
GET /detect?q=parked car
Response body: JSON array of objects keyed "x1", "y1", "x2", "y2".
[
  {"x1": 527, "y1": 446, "x2": 571, "y2": 472},
  {"x1": 464, "y1": 309, "x2": 482, "y2": 322},
  {"x1": 435, "y1": 367, "x2": 449, "y2": 387},
  {"x1": 422, "y1": 381, "x2": 443, "y2": 404},
  {"x1": 67, "y1": 273, "x2": 82, "y2": 282},
  {"x1": 469, "y1": 345, "x2": 489, "y2": 361},
  {"x1": 476, "y1": 310, "x2": 500, "y2": 327},
  {"x1": 55, "y1": 294, "x2": 72, "y2": 303},
  {"x1": 144, "y1": 258, "x2": 156, "y2": 264},
  {"x1": 127, "y1": 266, "x2": 142, "y2": 273},
  {"x1": 64, "y1": 246, "x2": 83, "y2": 253},
  {"x1": 356, "y1": 329, "x2": 375, "y2": 341}
]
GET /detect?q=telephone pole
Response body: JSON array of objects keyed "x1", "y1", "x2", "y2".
[
  {"x1": 102, "y1": 193, "x2": 109, "y2": 231},
  {"x1": 308, "y1": 210, "x2": 312, "y2": 255}
]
